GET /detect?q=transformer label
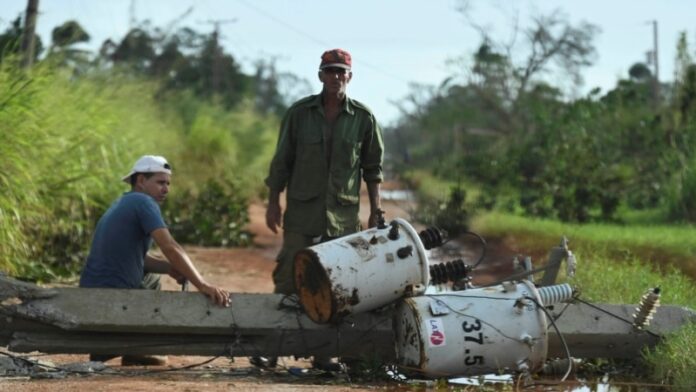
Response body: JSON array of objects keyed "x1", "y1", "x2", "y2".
[{"x1": 426, "y1": 318, "x2": 446, "y2": 347}]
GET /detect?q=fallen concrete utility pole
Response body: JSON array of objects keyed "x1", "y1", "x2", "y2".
[
  {"x1": 0, "y1": 275, "x2": 394, "y2": 359},
  {"x1": 1, "y1": 274, "x2": 694, "y2": 361},
  {"x1": 547, "y1": 301, "x2": 696, "y2": 359}
]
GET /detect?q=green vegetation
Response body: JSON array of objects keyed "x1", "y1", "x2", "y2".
[
  {"x1": 388, "y1": 15, "x2": 696, "y2": 225},
  {"x1": 475, "y1": 212, "x2": 696, "y2": 264},
  {"x1": 472, "y1": 212, "x2": 696, "y2": 304},
  {"x1": 0, "y1": 60, "x2": 277, "y2": 281},
  {"x1": 163, "y1": 179, "x2": 252, "y2": 247},
  {"x1": 644, "y1": 323, "x2": 696, "y2": 392}
]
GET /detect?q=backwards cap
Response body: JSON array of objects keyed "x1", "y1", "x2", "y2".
[{"x1": 121, "y1": 155, "x2": 171, "y2": 183}]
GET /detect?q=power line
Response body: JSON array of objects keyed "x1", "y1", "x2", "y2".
[
  {"x1": 236, "y1": 0, "x2": 329, "y2": 49},
  {"x1": 235, "y1": 0, "x2": 411, "y2": 84}
]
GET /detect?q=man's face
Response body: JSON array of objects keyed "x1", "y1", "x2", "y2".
[
  {"x1": 136, "y1": 172, "x2": 170, "y2": 203},
  {"x1": 319, "y1": 67, "x2": 352, "y2": 95}
]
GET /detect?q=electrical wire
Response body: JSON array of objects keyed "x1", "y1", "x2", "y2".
[
  {"x1": 572, "y1": 296, "x2": 660, "y2": 338},
  {"x1": 463, "y1": 230, "x2": 487, "y2": 269},
  {"x1": 523, "y1": 295, "x2": 573, "y2": 383},
  {"x1": 0, "y1": 349, "x2": 222, "y2": 376},
  {"x1": 423, "y1": 294, "x2": 528, "y2": 343},
  {"x1": 235, "y1": 0, "x2": 411, "y2": 84}
]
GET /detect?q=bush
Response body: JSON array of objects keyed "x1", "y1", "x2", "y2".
[
  {"x1": 412, "y1": 183, "x2": 471, "y2": 237},
  {"x1": 666, "y1": 161, "x2": 696, "y2": 222},
  {"x1": 163, "y1": 179, "x2": 252, "y2": 247}
]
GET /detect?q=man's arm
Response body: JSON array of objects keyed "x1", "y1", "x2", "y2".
[
  {"x1": 366, "y1": 181, "x2": 382, "y2": 228},
  {"x1": 150, "y1": 228, "x2": 230, "y2": 307},
  {"x1": 361, "y1": 113, "x2": 385, "y2": 228},
  {"x1": 264, "y1": 109, "x2": 295, "y2": 234},
  {"x1": 144, "y1": 254, "x2": 184, "y2": 282},
  {"x1": 266, "y1": 188, "x2": 282, "y2": 233}
]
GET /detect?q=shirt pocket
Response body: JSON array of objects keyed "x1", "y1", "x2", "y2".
[
  {"x1": 337, "y1": 132, "x2": 361, "y2": 169},
  {"x1": 289, "y1": 128, "x2": 325, "y2": 200},
  {"x1": 331, "y1": 168, "x2": 360, "y2": 205},
  {"x1": 297, "y1": 128, "x2": 323, "y2": 164}
]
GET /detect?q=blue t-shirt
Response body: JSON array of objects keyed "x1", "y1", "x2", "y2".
[{"x1": 79, "y1": 192, "x2": 167, "y2": 288}]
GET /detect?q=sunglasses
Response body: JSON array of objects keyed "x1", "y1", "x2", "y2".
[{"x1": 322, "y1": 67, "x2": 350, "y2": 75}]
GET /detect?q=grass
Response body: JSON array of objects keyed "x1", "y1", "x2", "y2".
[
  {"x1": 401, "y1": 169, "x2": 482, "y2": 202},
  {"x1": 471, "y1": 211, "x2": 696, "y2": 388},
  {"x1": 644, "y1": 322, "x2": 696, "y2": 391},
  {"x1": 473, "y1": 212, "x2": 696, "y2": 285}
]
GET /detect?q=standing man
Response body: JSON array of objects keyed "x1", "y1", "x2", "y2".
[
  {"x1": 261, "y1": 48, "x2": 384, "y2": 370},
  {"x1": 80, "y1": 155, "x2": 231, "y2": 365}
]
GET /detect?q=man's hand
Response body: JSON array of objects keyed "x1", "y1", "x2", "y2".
[
  {"x1": 366, "y1": 182, "x2": 382, "y2": 228},
  {"x1": 368, "y1": 208, "x2": 383, "y2": 228},
  {"x1": 266, "y1": 202, "x2": 282, "y2": 234},
  {"x1": 199, "y1": 283, "x2": 231, "y2": 307}
]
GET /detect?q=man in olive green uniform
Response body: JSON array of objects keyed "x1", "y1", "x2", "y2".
[
  {"x1": 265, "y1": 48, "x2": 384, "y2": 295},
  {"x1": 259, "y1": 49, "x2": 383, "y2": 371}
]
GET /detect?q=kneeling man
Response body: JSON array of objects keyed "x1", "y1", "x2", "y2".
[{"x1": 80, "y1": 155, "x2": 230, "y2": 365}]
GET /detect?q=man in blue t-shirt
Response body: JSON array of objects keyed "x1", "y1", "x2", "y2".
[{"x1": 80, "y1": 155, "x2": 230, "y2": 365}]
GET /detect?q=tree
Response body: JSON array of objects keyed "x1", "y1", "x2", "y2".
[
  {"x1": 457, "y1": 6, "x2": 599, "y2": 135},
  {"x1": 0, "y1": 16, "x2": 43, "y2": 63},
  {"x1": 111, "y1": 28, "x2": 156, "y2": 72},
  {"x1": 673, "y1": 32, "x2": 696, "y2": 121},
  {"x1": 629, "y1": 63, "x2": 652, "y2": 82},
  {"x1": 51, "y1": 20, "x2": 89, "y2": 48},
  {"x1": 253, "y1": 58, "x2": 312, "y2": 116},
  {"x1": 47, "y1": 20, "x2": 91, "y2": 72}
]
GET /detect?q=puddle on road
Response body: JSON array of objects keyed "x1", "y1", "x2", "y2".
[{"x1": 382, "y1": 189, "x2": 414, "y2": 201}]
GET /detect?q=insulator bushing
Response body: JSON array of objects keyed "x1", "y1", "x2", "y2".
[
  {"x1": 397, "y1": 245, "x2": 413, "y2": 259},
  {"x1": 633, "y1": 287, "x2": 661, "y2": 330},
  {"x1": 375, "y1": 208, "x2": 387, "y2": 229},
  {"x1": 419, "y1": 227, "x2": 446, "y2": 250},
  {"x1": 538, "y1": 284, "x2": 574, "y2": 306},
  {"x1": 388, "y1": 221, "x2": 400, "y2": 240},
  {"x1": 542, "y1": 358, "x2": 581, "y2": 375},
  {"x1": 429, "y1": 259, "x2": 470, "y2": 285}
]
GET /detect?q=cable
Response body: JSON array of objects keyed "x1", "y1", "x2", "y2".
[
  {"x1": 573, "y1": 296, "x2": 660, "y2": 338},
  {"x1": 523, "y1": 295, "x2": 573, "y2": 383},
  {"x1": 423, "y1": 294, "x2": 527, "y2": 343},
  {"x1": 0, "y1": 349, "x2": 221, "y2": 376},
  {"x1": 235, "y1": 0, "x2": 411, "y2": 84},
  {"x1": 465, "y1": 230, "x2": 487, "y2": 269}
]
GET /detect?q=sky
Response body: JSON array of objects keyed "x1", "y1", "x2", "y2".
[{"x1": 2, "y1": 0, "x2": 695, "y2": 126}]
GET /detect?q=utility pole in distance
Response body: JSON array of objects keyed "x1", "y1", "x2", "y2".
[
  {"x1": 20, "y1": 0, "x2": 39, "y2": 69},
  {"x1": 651, "y1": 20, "x2": 659, "y2": 104},
  {"x1": 204, "y1": 19, "x2": 236, "y2": 93}
]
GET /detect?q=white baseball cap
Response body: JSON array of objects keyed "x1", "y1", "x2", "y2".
[{"x1": 121, "y1": 155, "x2": 172, "y2": 183}]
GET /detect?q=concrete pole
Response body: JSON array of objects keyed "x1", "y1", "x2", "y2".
[{"x1": 652, "y1": 20, "x2": 660, "y2": 103}]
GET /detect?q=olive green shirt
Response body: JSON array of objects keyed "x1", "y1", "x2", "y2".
[{"x1": 265, "y1": 93, "x2": 384, "y2": 237}]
